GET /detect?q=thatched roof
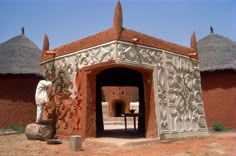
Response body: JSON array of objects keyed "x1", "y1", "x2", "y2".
[
  {"x1": 0, "y1": 32, "x2": 41, "y2": 75},
  {"x1": 197, "y1": 30, "x2": 236, "y2": 72}
]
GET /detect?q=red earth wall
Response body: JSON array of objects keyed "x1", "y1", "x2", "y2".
[
  {"x1": 201, "y1": 70, "x2": 236, "y2": 130},
  {"x1": 0, "y1": 75, "x2": 39, "y2": 128}
]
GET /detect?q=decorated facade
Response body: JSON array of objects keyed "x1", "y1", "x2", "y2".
[{"x1": 40, "y1": 1, "x2": 208, "y2": 139}]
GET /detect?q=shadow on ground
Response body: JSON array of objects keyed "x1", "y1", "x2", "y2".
[{"x1": 98, "y1": 128, "x2": 145, "y2": 139}]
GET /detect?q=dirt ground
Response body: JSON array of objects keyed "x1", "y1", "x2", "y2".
[{"x1": 0, "y1": 131, "x2": 235, "y2": 156}]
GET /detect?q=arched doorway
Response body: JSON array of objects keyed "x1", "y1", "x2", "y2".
[{"x1": 96, "y1": 67, "x2": 145, "y2": 137}]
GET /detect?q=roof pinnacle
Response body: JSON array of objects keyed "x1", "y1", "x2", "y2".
[
  {"x1": 113, "y1": 0, "x2": 123, "y2": 38},
  {"x1": 42, "y1": 34, "x2": 49, "y2": 52},
  {"x1": 190, "y1": 31, "x2": 198, "y2": 53}
]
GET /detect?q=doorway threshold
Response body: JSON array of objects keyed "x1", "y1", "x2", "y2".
[{"x1": 86, "y1": 127, "x2": 157, "y2": 147}]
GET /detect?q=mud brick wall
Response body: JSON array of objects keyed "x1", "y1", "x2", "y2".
[
  {"x1": 201, "y1": 71, "x2": 236, "y2": 130},
  {"x1": 0, "y1": 75, "x2": 39, "y2": 128}
]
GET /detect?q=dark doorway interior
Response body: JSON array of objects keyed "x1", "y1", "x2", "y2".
[
  {"x1": 115, "y1": 101, "x2": 124, "y2": 117},
  {"x1": 96, "y1": 67, "x2": 145, "y2": 137}
]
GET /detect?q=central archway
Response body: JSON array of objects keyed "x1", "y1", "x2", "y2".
[{"x1": 96, "y1": 67, "x2": 145, "y2": 137}]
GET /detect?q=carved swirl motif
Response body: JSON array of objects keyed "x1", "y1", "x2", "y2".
[
  {"x1": 43, "y1": 68, "x2": 82, "y2": 135},
  {"x1": 75, "y1": 44, "x2": 115, "y2": 69},
  {"x1": 155, "y1": 52, "x2": 170, "y2": 133},
  {"x1": 42, "y1": 61, "x2": 55, "y2": 80},
  {"x1": 117, "y1": 43, "x2": 161, "y2": 65},
  {"x1": 42, "y1": 43, "x2": 115, "y2": 77},
  {"x1": 157, "y1": 53, "x2": 207, "y2": 134},
  {"x1": 56, "y1": 58, "x2": 74, "y2": 74}
]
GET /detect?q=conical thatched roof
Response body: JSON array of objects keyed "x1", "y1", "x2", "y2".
[
  {"x1": 0, "y1": 31, "x2": 41, "y2": 75},
  {"x1": 197, "y1": 29, "x2": 236, "y2": 72}
]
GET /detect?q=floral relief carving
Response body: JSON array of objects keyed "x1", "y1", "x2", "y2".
[{"x1": 157, "y1": 53, "x2": 207, "y2": 134}]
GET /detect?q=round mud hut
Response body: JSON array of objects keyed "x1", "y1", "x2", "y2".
[
  {"x1": 198, "y1": 27, "x2": 236, "y2": 130},
  {"x1": 0, "y1": 28, "x2": 42, "y2": 128}
]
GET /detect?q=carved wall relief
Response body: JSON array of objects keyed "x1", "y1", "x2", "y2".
[
  {"x1": 74, "y1": 43, "x2": 115, "y2": 69},
  {"x1": 42, "y1": 57, "x2": 81, "y2": 135},
  {"x1": 41, "y1": 42, "x2": 117, "y2": 135},
  {"x1": 156, "y1": 52, "x2": 207, "y2": 135},
  {"x1": 117, "y1": 43, "x2": 161, "y2": 65},
  {"x1": 42, "y1": 42, "x2": 116, "y2": 80},
  {"x1": 155, "y1": 52, "x2": 169, "y2": 133},
  {"x1": 43, "y1": 68, "x2": 82, "y2": 135}
]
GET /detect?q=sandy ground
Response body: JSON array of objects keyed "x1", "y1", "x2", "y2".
[{"x1": 0, "y1": 130, "x2": 236, "y2": 156}]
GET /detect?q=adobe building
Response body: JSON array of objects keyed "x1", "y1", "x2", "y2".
[
  {"x1": 0, "y1": 28, "x2": 41, "y2": 128},
  {"x1": 40, "y1": 1, "x2": 208, "y2": 140},
  {"x1": 198, "y1": 27, "x2": 236, "y2": 130},
  {"x1": 101, "y1": 86, "x2": 139, "y2": 127},
  {"x1": 101, "y1": 86, "x2": 138, "y2": 117}
]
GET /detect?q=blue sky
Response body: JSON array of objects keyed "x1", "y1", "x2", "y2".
[{"x1": 0, "y1": 0, "x2": 235, "y2": 49}]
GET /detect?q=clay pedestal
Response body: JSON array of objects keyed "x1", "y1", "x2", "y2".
[{"x1": 70, "y1": 135, "x2": 82, "y2": 151}]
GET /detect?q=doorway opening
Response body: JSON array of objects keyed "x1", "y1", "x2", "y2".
[
  {"x1": 114, "y1": 101, "x2": 124, "y2": 117},
  {"x1": 96, "y1": 67, "x2": 145, "y2": 138}
]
